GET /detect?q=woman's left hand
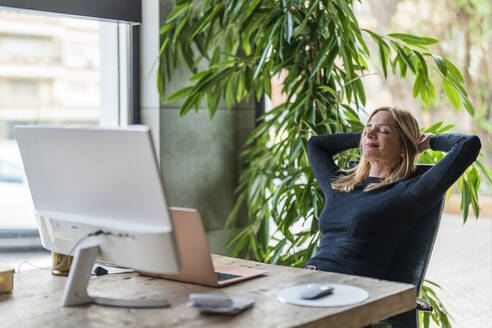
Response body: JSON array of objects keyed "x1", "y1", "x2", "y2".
[{"x1": 418, "y1": 133, "x2": 433, "y2": 153}]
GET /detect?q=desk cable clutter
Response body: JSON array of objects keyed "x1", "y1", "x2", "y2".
[{"x1": 187, "y1": 293, "x2": 255, "y2": 314}]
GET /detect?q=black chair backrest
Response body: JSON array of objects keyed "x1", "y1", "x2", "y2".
[
  {"x1": 386, "y1": 165, "x2": 444, "y2": 328},
  {"x1": 347, "y1": 162, "x2": 445, "y2": 328},
  {"x1": 383, "y1": 165, "x2": 444, "y2": 292}
]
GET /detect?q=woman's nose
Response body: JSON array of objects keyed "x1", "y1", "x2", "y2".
[{"x1": 366, "y1": 128, "x2": 376, "y2": 138}]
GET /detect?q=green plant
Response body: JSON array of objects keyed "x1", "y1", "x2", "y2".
[
  {"x1": 420, "y1": 280, "x2": 453, "y2": 328},
  {"x1": 158, "y1": 1, "x2": 491, "y2": 327}
]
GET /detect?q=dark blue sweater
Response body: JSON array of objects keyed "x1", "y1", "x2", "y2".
[{"x1": 306, "y1": 133, "x2": 481, "y2": 279}]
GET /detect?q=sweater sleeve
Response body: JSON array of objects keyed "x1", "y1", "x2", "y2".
[
  {"x1": 307, "y1": 133, "x2": 361, "y2": 192},
  {"x1": 409, "y1": 134, "x2": 481, "y2": 203}
]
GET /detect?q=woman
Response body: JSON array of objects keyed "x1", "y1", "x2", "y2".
[{"x1": 306, "y1": 107, "x2": 481, "y2": 279}]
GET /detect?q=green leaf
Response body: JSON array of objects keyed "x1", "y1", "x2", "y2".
[
  {"x1": 289, "y1": 139, "x2": 303, "y2": 161},
  {"x1": 225, "y1": 75, "x2": 236, "y2": 109},
  {"x1": 427, "y1": 79, "x2": 436, "y2": 100},
  {"x1": 442, "y1": 78, "x2": 461, "y2": 110},
  {"x1": 209, "y1": 59, "x2": 237, "y2": 69},
  {"x1": 270, "y1": 239, "x2": 287, "y2": 264},
  {"x1": 475, "y1": 160, "x2": 492, "y2": 184},
  {"x1": 391, "y1": 42, "x2": 416, "y2": 74},
  {"x1": 190, "y1": 5, "x2": 222, "y2": 39},
  {"x1": 355, "y1": 79, "x2": 366, "y2": 106},
  {"x1": 318, "y1": 85, "x2": 338, "y2": 98},
  {"x1": 254, "y1": 40, "x2": 272, "y2": 79},
  {"x1": 362, "y1": 28, "x2": 385, "y2": 44},
  {"x1": 211, "y1": 46, "x2": 221, "y2": 65},
  {"x1": 469, "y1": 175, "x2": 480, "y2": 218},
  {"x1": 421, "y1": 85, "x2": 431, "y2": 107},
  {"x1": 379, "y1": 42, "x2": 388, "y2": 79},
  {"x1": 423, "y1": 312, "x2": 430, "y2": 328},
  {"x1": 310, "y1": 38, "x2": 336, "y2": 78},
  {"x1": 166, "y1": 4, "x2": 189, "y2": 22},
  {"x1": 461, "y1": 177, "x2": 470, "y2": 222},
  {"x1": 246, "y1": 0, "x2": 262, "y2": 17},
  {"x1": 260, "y1": 214, "x2": 269, "y2": 250},
  {"x1": 237, "y1": 72, "x2": 245, "y2": 103},
  {"x1": 158, "y1": 37, "x2": 170, "y2": 57},
  {"x1": 179, "y1": 93, "x2": 198, "y2": 118},
  {"x1": 438, "y1": 124, "x2": 455, "y2": 133},
  {"x1": 296, "y1": 0, "x2": 320, "y2": 36},
  {"x1": 413, "y1": 51, "x2": 428, "y2": 77},
  {"x1": 206, "y1": 90, "x2": 220, "y2": 118},
  {"x1": 244, "y1": 66, "x2": 253, "y2": 90},
  {"x1": 255, "y1": 81, "x2": 264, "y2": 102},
  {"x1": 264, "y1": 70, "x2": 272, "y2": 97},
  {"x1": 424, "y1": 279, "x2": 442, "y2": 289},
  {"x1": 425, "y1": 121, "x2": 442, "y2": 133},
  {"x1": 225, "y1": 193, "x2": 246, "y2": 228},
  {"x1": 391, "y1": 54, "x2": 399, "y2": 75},
  {"x1": 431, "y1": 54, "x2": 447, "y2": 76},
  {"x1": 166, "y1": 86, "x2": 194, "y2": 103},
  {"x1": 445, "y1": 75, "x2": 475, "y2": 115},
  {"x1": 250, "y1": 234, "x2": 261, "y2": 260},
  {"x1": 172, "y1": 9, "x2": 191, "y2": 43},
  {"x1": 284, "y1": 11, "x2": 293, "y2": 43},
  {"x1": 157, "y1": 64, "x2": 165, "y2": 97},
  {"x1": 190, "y1": 71, "x2": 211, "y2": 82},
  {"x1": 231, "y1": 234, "x2": 249, "y2": 257},
  {"x1": 463, "y1": 97, "x2": 475, "y2": 116},
  {"x1": 249, "y1": 175, "x2": 262, "y2": 201},
  {"x1": 413, "y1": 74, "x2": 424, "y2": 98},
  {"x1": 444, "y1": 58, "x2": 464, "y2": 82},
  {"x1": 388, "y1": 33, "x2": 438, "y2": 45},
  {"x1": 159, "y1": 23, "x2": 174, "y2": 35}
]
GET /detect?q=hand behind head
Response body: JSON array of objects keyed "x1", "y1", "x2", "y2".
[{"x1": 418, "y1": 133, "x2": 433, "y2": 153}]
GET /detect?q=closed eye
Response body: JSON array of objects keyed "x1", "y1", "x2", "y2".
[{"x1": 364, "y1": 125, "x2": 390, "y2": 134}]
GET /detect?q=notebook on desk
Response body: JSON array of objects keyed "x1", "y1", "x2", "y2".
[{"x1": 139, "y1": 207, "x2": 267, "y2": 287}]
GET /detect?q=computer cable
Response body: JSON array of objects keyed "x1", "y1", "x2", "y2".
[{"x1": 16, "y1": 230, "x2": 134, "y2": 274}]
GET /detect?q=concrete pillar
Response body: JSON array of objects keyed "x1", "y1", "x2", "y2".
[{"x1": 139, "y1": 0, "x2": 255, "y2": 254}]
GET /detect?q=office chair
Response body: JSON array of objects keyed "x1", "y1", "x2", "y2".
[
  {"x1": 347, "y1": 163, "x2": 444, "y2": 328},
  {"x1": 382, "y1": 164, "x2": 444, "y2": 328}
]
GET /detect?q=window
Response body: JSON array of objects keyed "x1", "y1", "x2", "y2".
[{"x1": 0, "y1": 9, "x2": 134, "y2": 261}]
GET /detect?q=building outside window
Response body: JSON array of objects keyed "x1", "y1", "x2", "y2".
[{"x1": 0, "y1": 10, "x2": 101, "y2": 254}]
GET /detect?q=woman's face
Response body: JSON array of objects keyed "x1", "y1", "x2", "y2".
[{"x1": 362, "y1": 110, "x2": 402, "y2": 165}]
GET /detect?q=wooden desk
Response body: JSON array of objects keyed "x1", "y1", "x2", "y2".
[{"x1": 0, "y1": 255, "x2": 415, "y2": 328}]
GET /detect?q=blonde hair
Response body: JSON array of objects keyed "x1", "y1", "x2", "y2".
[{"x1": 332, "y1": 107, "x2": 420, "y2": 192}]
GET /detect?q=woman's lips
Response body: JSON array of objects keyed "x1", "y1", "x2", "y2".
[{"x1": 365, "y1": 142, "x2": 378, "y2": 148}]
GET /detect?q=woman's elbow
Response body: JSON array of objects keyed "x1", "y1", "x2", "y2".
[
  {"x1": 307, "y1": 136, "x2": 319, "y2": 152},
  {"x1": 466, "y1": 135, "x2": 481, "y2": 160}
]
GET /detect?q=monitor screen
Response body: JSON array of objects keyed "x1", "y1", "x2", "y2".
[{"x1": 15, "y1": 126, "x2": 180, "y2": 307}]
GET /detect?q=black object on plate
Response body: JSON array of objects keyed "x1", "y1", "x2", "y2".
[{"x1": 299, "y1": 284, "x2": 334, "y2": 299}]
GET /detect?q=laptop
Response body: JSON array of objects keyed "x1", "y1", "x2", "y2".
[{"x1": 140, "y1": 207, "x2": 267, "y2": 287}]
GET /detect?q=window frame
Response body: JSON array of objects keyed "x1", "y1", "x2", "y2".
[{"x1": 0, "y1": 0, "x2": 141, "y2": 24}]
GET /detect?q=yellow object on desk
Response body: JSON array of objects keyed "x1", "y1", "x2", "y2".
[
  {"x1": 51, "y1": 252, "x2": 73, "y2": 276},
  {"x1": 0, "y1": 264, "x2": 14, "y2": 294}
]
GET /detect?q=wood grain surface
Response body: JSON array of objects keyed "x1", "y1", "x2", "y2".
[{"x1": 0, "y1": 255, "x2": 415, "y2": 328}]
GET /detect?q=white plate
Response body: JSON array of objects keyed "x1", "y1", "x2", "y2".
[{"x1": 276, "y1": 283, "x2": 369, "y2": 307}]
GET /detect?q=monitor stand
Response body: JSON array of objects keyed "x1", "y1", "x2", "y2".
[{"x1": 61, "y1": 242, "x2": 170, "y2": 308}]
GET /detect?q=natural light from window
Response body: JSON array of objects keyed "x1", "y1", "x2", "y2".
[{"x1": 0, "y1": 10, "x2": 100, "y2": 231}]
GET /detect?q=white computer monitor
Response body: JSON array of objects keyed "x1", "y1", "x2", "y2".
[{"x1": 15, "y1": 125, "x2": 181, "y2": 307}]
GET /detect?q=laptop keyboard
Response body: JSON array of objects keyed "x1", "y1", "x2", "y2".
[{"x1": 216, "y1": 271, "x2": 241, "y2": 282}]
